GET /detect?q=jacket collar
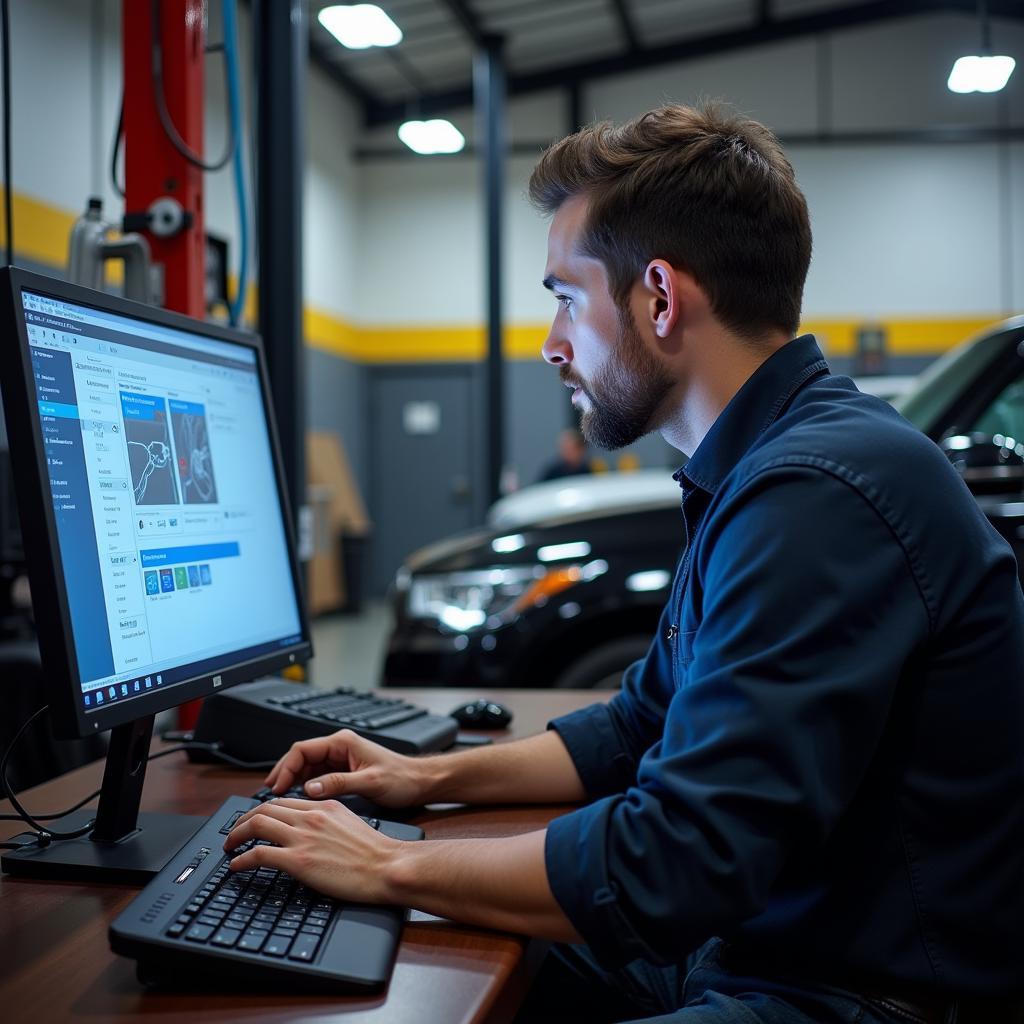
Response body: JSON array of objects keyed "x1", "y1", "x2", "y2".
[{"x1": 674, "y1": 334, "x2": 830, "y2": 496}]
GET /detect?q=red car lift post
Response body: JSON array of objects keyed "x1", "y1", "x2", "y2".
[{"x1": 123, "y1": 0, "x2": 207, "y2": 727}]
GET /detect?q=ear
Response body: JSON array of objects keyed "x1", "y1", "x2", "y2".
[{"x1": 642, "y1": 259, "x2": 682, "y2": 339}]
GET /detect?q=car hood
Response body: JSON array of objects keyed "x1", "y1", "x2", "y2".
[{"x1": 487, "y1": 470, "x2": 682, "y2": 529}]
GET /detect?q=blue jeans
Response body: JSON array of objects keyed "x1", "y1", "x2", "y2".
[{"x1": 514, "y1": 938, "x2": 935, "y2": 1023}]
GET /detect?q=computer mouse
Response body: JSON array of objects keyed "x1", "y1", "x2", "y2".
[{"x1": 449, "y1": 698, "x2": 513, "y2": 729}]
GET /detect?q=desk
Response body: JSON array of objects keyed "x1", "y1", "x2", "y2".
[{"x1": 0, "y1": 688, "x2": 605, "y2": 1023}]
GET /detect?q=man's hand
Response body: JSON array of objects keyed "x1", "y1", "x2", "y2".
[
  {"x1": 223, "y1": 798, "x2": 581, "y2": 943},
  {"x1": 223, "y1": 798, "x2": 401, "y2": 903},
  {"x1": 264, "y1": 730, "x2": 427, "y2": 808}
]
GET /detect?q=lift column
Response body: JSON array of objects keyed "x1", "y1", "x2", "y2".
[{"x1": 122, "y1": 0, "x2": 206, "y2": 318}]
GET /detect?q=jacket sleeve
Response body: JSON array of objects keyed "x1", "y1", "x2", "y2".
[
  {"x1": 548, "y1": 584, "x2": 683, "y2": 799},
  {"x1": 544, "y1": 465, "x2": 930, "y2": 966}
]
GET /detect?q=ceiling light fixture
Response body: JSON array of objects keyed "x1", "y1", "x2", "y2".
[
  {"x1": 947, "y1": 0, "x2": 1015, "y2": 93},
  {"x1": 397, "y1": 119, "x2": 466, "y2": 155},
  {"x1": 318, "y1": 4, "x2": 402, "y2": 50}
]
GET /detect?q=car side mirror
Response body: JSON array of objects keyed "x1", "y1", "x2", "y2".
[{"x1": 940, "y1": 433, "x2": 1024, "y2": 495}]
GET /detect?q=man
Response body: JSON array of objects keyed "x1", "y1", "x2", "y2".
[
  {"x1": 538, "y1": 427, "x2": 594, "y2": 482},
  {"x1": 225, "y1": 105, "x2": 1024, "y2": 1022}
]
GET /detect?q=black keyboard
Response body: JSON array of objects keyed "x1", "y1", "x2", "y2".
[
  {"x1": 110, "y1": 796, "x2": 423, "y2": 991},
  {"x1": 190, "y1": 677, "x2": 459, "y2": 761},
  {"x1": 265, "y1": 686, "x2": 428, "y2": 730}
]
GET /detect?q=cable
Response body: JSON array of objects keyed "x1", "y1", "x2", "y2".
[
  {"x1": 1, "y1": 706, "x2": 93, "y2": 840},
  {"x1": 146, "y1": 742, "x2": 277, "y2": 771},
  {"x1": 1, "y1": 710, "x2": 276, "y2": 842},
  {"x1": 110, "y1": 94, "x2": 125, "y2": 199},
  {"x1": 150, "y1": 0, "x2": 235, "y2": 173},
  {"x1": 222, "y1": 0, "x2": 248, "y2": 326},
  {"x1": 1, "y1": 0, "x2": 13, "y2": 266}
]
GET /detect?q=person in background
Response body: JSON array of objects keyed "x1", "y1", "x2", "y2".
[{"x1": 537, "y1": 427, "x2": 594, "y2": 482}]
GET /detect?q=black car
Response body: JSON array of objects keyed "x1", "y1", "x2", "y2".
[{"x1": 383, "y1": 317, "x2": 1024, "y2": 690}]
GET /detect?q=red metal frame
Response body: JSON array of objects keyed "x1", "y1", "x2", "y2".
[
  {"x1": 123, "y1": 0, "x2": 207, "y2": 726},
  {"x1": 122, "y1": 0, "x2": 206, "y2": 319}
]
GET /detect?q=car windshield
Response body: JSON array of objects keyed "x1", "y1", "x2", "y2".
[{"x1": 893, "y1": 326, "x2": 1014, "y2": 434}]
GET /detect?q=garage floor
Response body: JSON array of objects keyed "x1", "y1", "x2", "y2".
[{"x1": 307, "y1": 600, "x2": 392, "y2": 692}]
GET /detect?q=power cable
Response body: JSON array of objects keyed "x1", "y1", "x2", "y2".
[
  {"x1": 222, "y1": 0, "x2": 248, "y2": 325},
  {"x1": 150, "y1": 0, "x2": 236, "y2": 172},
  {"x1": 111, "y1": 94, "x2": 125, "y2": 199},
  {"x1": 1, "y1": 705, "x2": 276, "y2": 845}
]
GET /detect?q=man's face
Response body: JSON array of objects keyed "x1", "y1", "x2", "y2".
[{"x1": 541, "y1": 195, "x2": 674, "y2": 450}]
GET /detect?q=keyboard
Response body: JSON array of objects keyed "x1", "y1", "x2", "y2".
[
  {"x1": 189, "y1": 677, "x2": 459, "y2": 761},
  {"x1": 110, "y1": 795, "x2": 424, "y2": 992}
]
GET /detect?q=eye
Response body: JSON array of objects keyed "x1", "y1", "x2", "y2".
[{"x1": 556, "y1": 294, "x2": 574, "y2": 316}]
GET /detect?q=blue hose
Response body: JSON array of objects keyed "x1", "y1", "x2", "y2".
[{"x1": 222, "y1": 0, "x2": 247, "y2": 327}]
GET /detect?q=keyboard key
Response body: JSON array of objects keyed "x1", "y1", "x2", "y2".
[
  {"x1": 166, "y1": 922, "x2": 186, "y2": 938},
  {"x1": 185, "y1": 923, "x2": 215, "y2": 943},
  {"x1": 237, "y1": 929, "x2": 268, "y2": 952},
  {"x1": 366, "y1": 708, "x2": 425, "y2": 729},
  {"x1": 262, "y1": 934, "x2": 293, "y2": 957},
  {"x1": 197, "y1": 915, "x2": 225, "y2": 927},
  {"x1": 300, "y1": 923, "x2": 325, "y2": 935},
  {"x1": 287, "y1": 933, "x2": 321, "y2": 962},
  {"x1": 211, "y1": 927, "x2": 242, "y2": 947}
]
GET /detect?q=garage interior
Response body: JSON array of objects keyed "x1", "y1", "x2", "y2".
[{"x1": 0, "y1": 0, "x2": 1022, "y2": 1017}]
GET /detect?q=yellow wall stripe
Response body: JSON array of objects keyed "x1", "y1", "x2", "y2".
[
  {"x1": 3, "y1": 187, "x2": 1012, "y2": 364},
  {"x1": 802, "y1": 317, "x2": 1004, "y2": 358}
]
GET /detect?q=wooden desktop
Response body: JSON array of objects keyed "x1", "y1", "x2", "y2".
[{"x1": 0, "y1": 688, "x2": 606, "y2": 1023}]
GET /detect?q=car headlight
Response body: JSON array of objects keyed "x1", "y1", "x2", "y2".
[{"x1": 407, "y1": 561, "x2": 607, "y2": 633}]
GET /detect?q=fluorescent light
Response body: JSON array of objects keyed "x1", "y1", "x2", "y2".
[
  {"x1": 492, "y1": 534, "x2": 526, "y2": 554},
  {"x1": 398, "y1": 119, "x2": 465, "y2": 155},
  {"x1": 626, "y1": 570, "x2": 672, "y2": 592},
  {"x1": 537, "y1": 541, "x2": 591, "y2": 563},
  {"x1": 318, "y1": 5, "x2": 402, "y2": 49},
  {"x1": 947, "y1": 55, "x2": 1015, "y2": 93}
]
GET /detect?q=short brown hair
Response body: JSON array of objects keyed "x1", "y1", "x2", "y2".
[{"x1": 529, "y1": 103, "x2": 812, "y2": 340}]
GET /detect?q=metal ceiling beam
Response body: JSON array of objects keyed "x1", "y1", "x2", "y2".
[
  {"x1": 437, "y1": 0, "x2": 488, "y2": 49},
  {"x1": 364, "y1": 0, "x2": 1024, "y2": 126},
  {"x1": 353, "y1": 122, "x2": 1024, "y2": 160},
  {"x1": 609, "y1": 0, "x2": 641, "y2": 52}
]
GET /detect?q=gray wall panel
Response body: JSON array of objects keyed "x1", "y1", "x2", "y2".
[{"x1": 304, "y1": 348, "x2": 369, "y2": 509}]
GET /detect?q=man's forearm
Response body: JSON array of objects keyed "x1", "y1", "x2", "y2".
[
  {"x1": 418, "y1": 728, "x2": 587, "y2": 805},
  {"x1": 384, "y1": 827, "x2": 582, "y2": 942}
]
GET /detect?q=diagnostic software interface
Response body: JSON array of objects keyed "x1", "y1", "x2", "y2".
[{"x1": 23, "y1": 289, "x2": 303, "y2": 713}]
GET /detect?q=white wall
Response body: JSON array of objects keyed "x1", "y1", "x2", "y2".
[{"x1": 354, "y1": 12, "x2": 1024, "y2": 328}]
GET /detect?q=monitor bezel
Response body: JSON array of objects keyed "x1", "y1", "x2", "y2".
[{"x1": 0, "y1": 267, "x2": 313, "y2": 740}]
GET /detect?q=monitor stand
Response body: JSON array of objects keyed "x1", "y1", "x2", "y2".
[{"x1": 1, "y1": 714, "x2": 205, "y2": 884}]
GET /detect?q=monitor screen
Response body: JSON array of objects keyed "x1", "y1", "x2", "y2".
[{"x1": 20, "y1": 286, "x2": 304, "y2": 719}]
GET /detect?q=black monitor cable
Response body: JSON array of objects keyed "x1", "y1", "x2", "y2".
[
  {"x1": 0, "y1": 705, "x2": 276, "y2": 848},
  {"x1": 150, "y1": 0, "x2": 235, "y2": 172},
  {"x1": 1, "y1": 0, "x2": 13, "y2": 266},
  {"x1": 110, "y1": 94, "x2": 125, "y2": 199}
]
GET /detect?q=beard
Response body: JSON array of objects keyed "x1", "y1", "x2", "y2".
[{"x1": 560, "y1": 306, "x2": 674, "y2": 450}]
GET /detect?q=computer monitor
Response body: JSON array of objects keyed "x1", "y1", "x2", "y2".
[{"x1": 0, "y1": 267, "x2": 311, "y2": 881}]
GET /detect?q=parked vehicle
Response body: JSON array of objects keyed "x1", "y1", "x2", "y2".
[{"x1": 383, "y1": 318, "x2": 1024, "y2": 690}]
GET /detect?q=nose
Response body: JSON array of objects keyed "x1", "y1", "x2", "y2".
[{"x1": 541, "y1": 320, "x2": 572, "y2": 366}]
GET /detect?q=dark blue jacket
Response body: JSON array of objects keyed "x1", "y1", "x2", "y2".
[{"x1": 545, "y1": 335, "x2": 1024, "y2": 996}]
